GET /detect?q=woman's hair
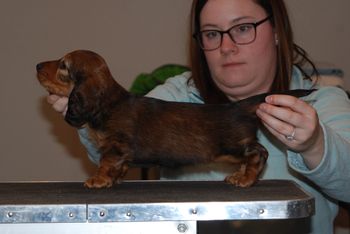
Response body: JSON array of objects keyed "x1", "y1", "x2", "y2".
[{"x1": 189, "y1": 0, "x2": 318, "y2": 104}]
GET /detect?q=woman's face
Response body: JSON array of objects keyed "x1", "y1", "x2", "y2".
[{"x1": 200, "y1": 0, "x2": 277, "y2": 100}]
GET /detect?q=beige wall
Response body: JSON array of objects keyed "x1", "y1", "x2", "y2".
[
  {"x1": 0, "y1": 0, "x2": 192, "y2": 181},
  {"x1": 0, "y1": 0, "x2": 349, "y2": 182},
  {"x1": 287, "y1": 0, "x2": 350, "y2": 87}
]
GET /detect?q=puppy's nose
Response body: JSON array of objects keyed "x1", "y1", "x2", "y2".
[{"x1": 36, "y1": 63, "x2": 43, "y2": 72}]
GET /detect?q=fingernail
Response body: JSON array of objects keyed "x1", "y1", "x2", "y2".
[
  {"x1": 256, "y1": 108, "x2": 262, "y2": 116},
  {"x1": 265, "y1": 96, "x2": 272, "y2": 103},
  {"x1": 259, "y1": 103, "x2": 266, "y2": 111}
]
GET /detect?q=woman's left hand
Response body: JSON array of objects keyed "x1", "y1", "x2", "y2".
[{"x1": 256, "y1": 94, "x2": 324, "y2": 169}]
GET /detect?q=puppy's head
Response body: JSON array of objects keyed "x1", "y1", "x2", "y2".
[
  {"x1": 36, "y1": 50, "x2": 110, "y2": 96},
  {"x1": 36, "y1": 50, "x2": 115, "y2": 128}
]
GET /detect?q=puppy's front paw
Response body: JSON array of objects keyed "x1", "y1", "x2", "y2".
[
  {"x1": 225, "y1": 172, "x2": 255, "y2": 188},
  {"x1": 84, "y1": 175, "x2": 114, "y2": 188}
]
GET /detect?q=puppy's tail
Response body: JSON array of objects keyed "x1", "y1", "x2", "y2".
[{"x1": 237, "y1": 89, "x2": 317, "y2": 114}]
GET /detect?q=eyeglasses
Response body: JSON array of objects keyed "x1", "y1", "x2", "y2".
[{"x1": 193, "y1": 15, "x2": 272, "y2": 51}]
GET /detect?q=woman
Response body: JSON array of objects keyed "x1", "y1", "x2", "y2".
[{"x1": 48, "y1": 0, "x2": 350, "y2": 233}]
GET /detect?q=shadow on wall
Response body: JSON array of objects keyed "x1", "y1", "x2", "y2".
[
  {"x1": 38, "y1": 97, "x2": 143, "y2": 180},
  {"x1": 38, "y1": 97, "x2": 96, "y2": 176}
]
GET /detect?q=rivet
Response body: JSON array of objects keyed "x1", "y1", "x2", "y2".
[
  {"x1": 191, "y1": 209, "x2": 198, "y2": 215},
  {"x1": 177, "y1": 223, "x2": 188, "y2": 233},
  {"x1": 258, "y1": 209, "x2": 265, "y2": 214},
  {"x1": 68, "y1": 212, "x2": 74, "y2": 218},
  {"x1": 126, "y1": 211, "x2": 132, "y2": 217},
  {"x1": 99, "y1": 211, "x2": 105, "y2": 217},
  {"x1": 7, "y1": 212, "x2": 14, "y2": 218}
]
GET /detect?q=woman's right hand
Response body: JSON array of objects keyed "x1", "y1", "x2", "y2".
[{"x1": 47, "y1": 95, "x2": 68, "y2": 116}]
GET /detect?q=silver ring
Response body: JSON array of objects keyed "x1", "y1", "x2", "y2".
[{"x1": 285, "y1": 128, "x2": 296, "y2": 141}]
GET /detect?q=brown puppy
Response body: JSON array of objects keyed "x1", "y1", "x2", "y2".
[{"x1": 36, "y1": 50, "x2": 314, "y2": 188}]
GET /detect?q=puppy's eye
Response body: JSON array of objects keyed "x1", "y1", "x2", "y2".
[
  {"x1": 57, "y1": 61, "x2": 70, "y2": 82},
  {"x1": 59, "y1": 61, "x2": 67, "y2": 70}
]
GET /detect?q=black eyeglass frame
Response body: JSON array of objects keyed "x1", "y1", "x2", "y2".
[{"x1": 193, "y1": 15, "x2": 272, "y2": 51}]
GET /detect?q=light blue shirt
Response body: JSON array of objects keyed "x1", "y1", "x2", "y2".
[{"x1": 79, "y1": 67, "x2": 350, "y2": 234}]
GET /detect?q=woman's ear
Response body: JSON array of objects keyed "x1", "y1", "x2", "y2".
[{"x1": 275, "y1": 33, "x2": 279, "y2": 46}]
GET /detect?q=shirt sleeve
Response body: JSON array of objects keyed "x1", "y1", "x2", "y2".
[
  {"x1": 287, "y1": 86, "x2": 350, "y2": 202},
  {"x1": 77, "y1": 128, "x2": 101, "y2": 165},
  {"x1": 146, "y1": 72, "x2": 203, "y2": 103}
]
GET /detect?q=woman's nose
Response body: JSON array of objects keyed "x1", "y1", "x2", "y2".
[{"x1": 220, "y1": 34, "x2": 238, "y2": 54}]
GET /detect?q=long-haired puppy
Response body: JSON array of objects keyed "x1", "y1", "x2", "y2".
[{"x1": 36, "y1": 50, "x2": 314, "y2": 188}]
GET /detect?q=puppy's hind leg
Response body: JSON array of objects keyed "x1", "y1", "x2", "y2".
[
  {"x1": 84, "y1": 155, "x2": 129, "y2": 188},
  {"x1": 225, "y1": 142, "x2": 268, "y2": 187}
]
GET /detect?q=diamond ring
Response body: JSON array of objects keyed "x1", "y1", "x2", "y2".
[{"x1": 285, "y1": 128, "x2": 296, "y2": 141}]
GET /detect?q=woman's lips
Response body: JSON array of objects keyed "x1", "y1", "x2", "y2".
[{"x1": 222, "y1": 62, "x2": 245, "y2": 68}]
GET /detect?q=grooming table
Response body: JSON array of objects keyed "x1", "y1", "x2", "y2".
[{"x1": 0, "y1": 180, "x2": 314, "y2": 234}]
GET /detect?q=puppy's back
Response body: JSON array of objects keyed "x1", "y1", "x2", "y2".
[
  {"x1": 124, "y1": 97, "x2": 257, "y2": 166},
  {"x1": 106, "y1": 89, "x2": 315, "y2": 167}
]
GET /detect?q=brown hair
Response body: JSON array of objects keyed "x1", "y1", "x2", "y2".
[{"x1": 189, "y1": 0, "x2": 317, "y2": 104}]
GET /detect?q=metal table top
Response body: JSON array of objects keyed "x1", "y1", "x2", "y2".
[{"x1": 0, "y1": 180, "x2": 314, "y2": 223}]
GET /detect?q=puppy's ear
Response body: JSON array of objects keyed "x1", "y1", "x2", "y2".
[
  {"x1": 64, "y1": 70, "x2": 92, "y2": 128},
  {"x1": 64, "y1": 72, "x2": 111, "y2": 129},
  {"x1": 65, "y1": 85, "x2": 89, "y2": 128}
]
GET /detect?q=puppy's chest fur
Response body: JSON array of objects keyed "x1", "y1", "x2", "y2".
[{"x1": 86, "y1": 96, "x2": 260, "y2": 168}]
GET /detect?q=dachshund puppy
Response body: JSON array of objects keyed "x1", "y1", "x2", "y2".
[{"x1": 36, "y1": 50, "x2": 314, "y2": 188}]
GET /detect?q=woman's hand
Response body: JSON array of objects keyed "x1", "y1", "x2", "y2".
[
  {"x1": 256, "y1": 94, "x2": 324, "y2": 169},
  {"x1": 47, "y1": 95, "x2": 68, "y2": 116}
]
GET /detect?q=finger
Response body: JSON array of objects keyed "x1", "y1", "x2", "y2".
[
  {"x1": 264, "y1": 95, "x2": 317, "y2": 128},
  {"x1": 52, "y1": 97, "x2": 69, "y2": 113},
  {"x1": 265, "y1": 94, "x2": 311, "y2": 114},
  {"x1": 62, "y1": 106, "x2": 68, "y2": 117},
  {"x1": 260, "y1": 120, "x2": 298, "y2": 144},
  {"x1": 259, "y1": 102, "x2": 302, "y2": 127},
  {"x1": 256, "y1": 107, "x2": 296, "y2": 139},
  {"x1": 46, "y1": 95, "x2": 60, "y2": 105}
]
